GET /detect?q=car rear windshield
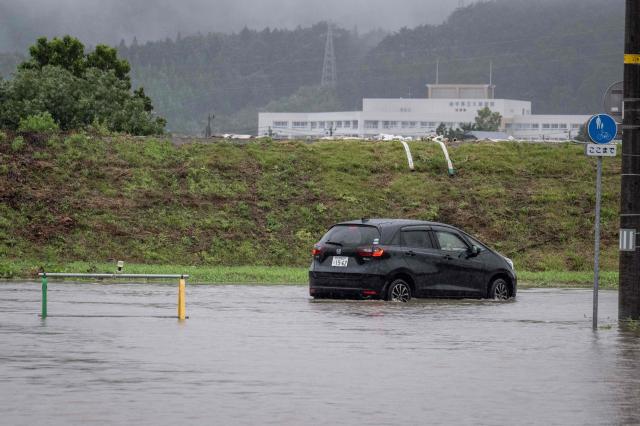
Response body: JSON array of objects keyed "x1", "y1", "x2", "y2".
[{"x1": 320, "y1": 225, "x2": 381, "y2": 247}]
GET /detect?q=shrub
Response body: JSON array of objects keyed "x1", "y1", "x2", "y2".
[
  {"x1": 11, "y1": 136, "x2": 25, "y2": 152},
  {"x1": 87, "y1": 118, "x2": 111, "y2": 136},
  {"x1": 18, "y1": 112, "x2": 59, "y2": 133},
  {"x1": 0, "y1": 130, "x2": 6, "y2": 144}
]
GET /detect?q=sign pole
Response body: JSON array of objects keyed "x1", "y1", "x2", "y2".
[
  {"x1": 593, "y1": 156, "x2": 603, "y2": 330},
  {"x1": 585, "y1": 113, "x2": 617, "y2": 330}
]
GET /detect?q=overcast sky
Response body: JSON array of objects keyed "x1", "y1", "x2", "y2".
[{"x1": 0, "y1": 0, "x2": 475, "y2": 52}]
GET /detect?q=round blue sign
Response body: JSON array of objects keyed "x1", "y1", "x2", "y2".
[{"x1": 587, "y1": 114, "x2": 617, "y2": 144}]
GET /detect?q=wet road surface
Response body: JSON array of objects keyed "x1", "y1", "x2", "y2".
[{"x1": 1, "y1": 282, "x2": 639, "y2": 425}]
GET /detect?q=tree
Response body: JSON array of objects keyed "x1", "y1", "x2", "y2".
[
  {"x1": 436, "y1": 122, "x2": 447, "y2": 136},
  {"x1": 474, "y1": 107, "x2": 502, "y2": 131},
  {"x1": 20, "y1": 36, "x2": 86, "y2": 77},
  {"x1": 0, "y1": 65, "x2": 83, "y2": 130},
  {"x1": 575, "y1": 124, "x2": 588, "y2": 142},
  {"x1": 86, "y1": 44, "x2": 131, "y2": 84},
  {"x1": 263, "y1": 86, "x2": 342, "y2": 112},
  {"x1": 0, "y1": 36, "x2": 165, "y2": 135},
  {"x1": 445, "y1": 126, "x2": 465, "y2": 140}
]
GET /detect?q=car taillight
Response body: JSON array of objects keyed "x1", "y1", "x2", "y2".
[
  {"x1": 357, "y1": 246, "x2": 385, "y2": 258},
  {"x1": 311, "y1": 244, "x2": 323, "y2": 256}
]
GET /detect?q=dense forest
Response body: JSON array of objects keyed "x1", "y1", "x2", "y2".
[{"x1": 0, "y1": 0, "x2": 624, "y2": 135}]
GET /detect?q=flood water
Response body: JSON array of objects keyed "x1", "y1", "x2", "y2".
[{"x1": 1, "y1": 282, "x2": 640, "y2": 425}]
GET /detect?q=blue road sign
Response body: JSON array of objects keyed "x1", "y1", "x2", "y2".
[{"x1": 587, "y1": 114, "x2": 617, "y2": 144}]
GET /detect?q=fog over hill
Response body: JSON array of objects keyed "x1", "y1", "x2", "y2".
[
  {"x1": 0, "y1": 0, "x2": 623, "y2": 135},
  {"x1": 1, "y1": 0, "x2": 475, "y2": 52}
]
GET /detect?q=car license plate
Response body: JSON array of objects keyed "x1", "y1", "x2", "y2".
[{"x1": 331, "y1": 256, "x2": 349, "y2": 267}]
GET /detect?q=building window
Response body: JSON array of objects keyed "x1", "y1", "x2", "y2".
[
  {"x1": 559, "y1": 124, "x2": 567, "y2": 129},
  {"x1": 532, "y1": 124, "x2": 540, "y2": 129},
  {"x1": 273, "y1": 121, "x2": 288, "y2": 128},
  {"x1": 383, "y1": 121, "x2": 398, "y2": 129},
  {"x1": 326, "y1": 121, "x2": 333, "y2": 129},
  {"x1": 310, "y1": 122, "x2": 317, "y2": 129},
  {"x1": 571, "y1": 123, "x2": 581, "y2": 129},
  {"x1": 551, "y1": 123, "x2": 559, "y2": 129},
  {"x1": 292, "y1": 121, "x2": 308, "y2": 129},
  {"x1": 542, "y1": 124, "x2": 551, "y2": 129},
  {"x1": 352, "y1": 120, "x2": 358, "y2": 129},
  {"x1": 400, "y1": 107, "x2": 412, "y2": 113},
  {"x1": 449, "y1": 102, "x2": 454, "y2": 107},
  {"x1": 335, "y1": 121, "x2": 343, "y2": 128},
  {"x1": 343, "y1": 121, "x2": 351, "y2": 128},
  {"x1": 490, "y1": 102, "x2": 495, "y2": 107},
  {"x1": 365, "y1": 120, "x2": 378, "y2": 129}
]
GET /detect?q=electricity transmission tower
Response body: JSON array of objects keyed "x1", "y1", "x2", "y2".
[{"x1": 321, "y1": 23, "x2": 337, "y2": 88}]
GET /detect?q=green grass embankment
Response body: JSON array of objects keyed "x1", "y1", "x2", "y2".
[{"x1": 0, "y1": 134, "x2": 621, "y2": 284}]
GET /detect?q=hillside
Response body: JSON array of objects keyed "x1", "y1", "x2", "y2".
[
  {"x1": 358, "y1": 0, "x2": 624, "y2": 115},
  {"x1": 0, "y1": 0, "x2": 624, "y2": 135},
  {"x1": 0, "y1": 134, "x2": 621, "y2": 276},
  {"x1": 120, "y1": 0, "x2": 623, "y2": 134}
]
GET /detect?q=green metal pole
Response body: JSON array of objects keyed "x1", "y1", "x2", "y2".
[{"x1": 41, "y1": 274, "x2": 47, "y2": 318}]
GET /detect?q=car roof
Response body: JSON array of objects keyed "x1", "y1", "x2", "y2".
[{"x1": 336, "y1": 218, "x2": 457, "y2": 230}]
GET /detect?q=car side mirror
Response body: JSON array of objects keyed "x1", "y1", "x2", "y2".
[{"x1": 467, "y1": 245, "x2": 481, "y2": 258}]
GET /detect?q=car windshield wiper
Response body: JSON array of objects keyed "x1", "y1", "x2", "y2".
[{"x1": 324, "y1": 241, "x2": 343, "y2": 247}]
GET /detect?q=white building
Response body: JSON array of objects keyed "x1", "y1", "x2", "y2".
[{"x1": 258, "y1": 84, "x2": 590, "y2": 141}]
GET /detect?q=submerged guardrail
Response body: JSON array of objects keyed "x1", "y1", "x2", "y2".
[{"x1": 38, "y1": 273, "x2": 189, "y2": 320}]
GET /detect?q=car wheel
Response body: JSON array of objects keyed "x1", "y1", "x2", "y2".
[
  {"x1": 489, "y1": 278, "x2": 510, "y2": 300},
  {"x1": 387, "y1": 279, "x2": 411, "y2": 303}
]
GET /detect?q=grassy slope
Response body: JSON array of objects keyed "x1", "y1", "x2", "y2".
[{"x1": 0, "y1": 134, "x2": 621, "y2": 283}]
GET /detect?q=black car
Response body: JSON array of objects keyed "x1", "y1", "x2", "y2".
[{"x1": 309, "y1": 219, "x2": 516, "y2": 302}]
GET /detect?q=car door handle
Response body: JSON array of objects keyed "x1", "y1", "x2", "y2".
[
  {"x1": 443, "y1": 254, "x2": 453, "y2": 261},
  {"x1": 405, "y1": 250, "x2": 416, "y2": 257}
]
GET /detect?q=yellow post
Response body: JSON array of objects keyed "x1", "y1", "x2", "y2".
[{"x1": 178, "y1": 278, "x2": 186, "y2": 320}]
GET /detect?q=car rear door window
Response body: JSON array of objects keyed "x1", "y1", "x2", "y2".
[
  {"x1": 401, "y1": 230, "x2": 433, "y2": 249},
  {"x1": 320, "y1": 225, "x2": 380, "y2": 247},
  {"x1": 435, "y1": 231, "x2": 468, "y2": 252}
]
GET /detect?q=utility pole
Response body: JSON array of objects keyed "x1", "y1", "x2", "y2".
[
  {"x1": 619, "y1": 0, "x2": 640, "y2": 320},
  {"x1": 204, "y1": 113, "x2": 214, "y2": 138}
]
